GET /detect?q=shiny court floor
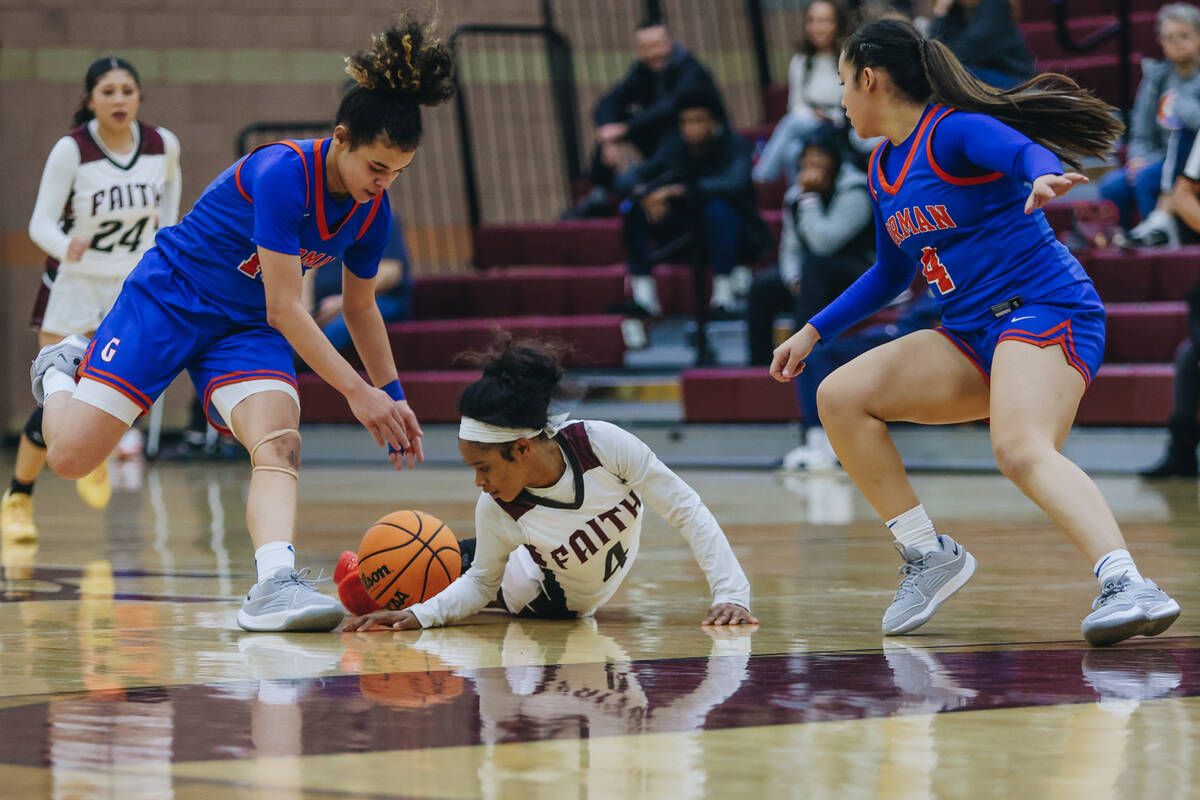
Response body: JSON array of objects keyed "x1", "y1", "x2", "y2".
[{"x1": 1, "y1": 456, "x2": 1199, "y2": 798}]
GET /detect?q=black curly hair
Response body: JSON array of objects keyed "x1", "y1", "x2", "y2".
[
  {"x1": 458, "y1": 337, "x2": 569, "y2": 458},
  {"x1": 338, "y1": 11, "x2": 456, "y2": 151}
]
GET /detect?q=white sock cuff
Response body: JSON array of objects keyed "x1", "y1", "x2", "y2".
[
  {"x1": 44, "y1": 370, "x2": 78, "y2": 398},
  {"x1": 887, "y1": 504, "x2": 930, "y2": 530},
  {"x1": 255, "y1": 540, "x2": 296, "y2": 583},
  {"x1": 1093, "y1": 549, "x2": 1129, "y2": 577}
]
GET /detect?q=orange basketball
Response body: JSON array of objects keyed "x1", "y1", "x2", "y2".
[{"x1": 357, "y1": 510, "x2": 461, "y2": 611}]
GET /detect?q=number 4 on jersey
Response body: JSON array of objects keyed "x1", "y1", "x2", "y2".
[{"x1": 920, "y1": 246, "x2": 956, "y2": 294}]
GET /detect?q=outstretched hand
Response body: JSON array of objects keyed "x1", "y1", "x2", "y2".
[
  {"x1": 338, "y1": 608, "x2": 421, "y2": 632},
  {"x1": 1025, "y1": 172, "x2": 1088, "y2": 214},
  {"x1": 702, "y1": 603, "x2": 759, "y2": 626},
  {"x1": 388, "y1": 401, "x2": 425, "y2": 471}
]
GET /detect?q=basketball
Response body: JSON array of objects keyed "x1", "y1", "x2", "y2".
[{"x1": 356, "y1": 510, "x2": 461, "y2": 612}]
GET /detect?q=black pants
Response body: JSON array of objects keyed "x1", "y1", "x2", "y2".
[{"x1": 746, "y1": 254, "x2": 869, "y2": 366}]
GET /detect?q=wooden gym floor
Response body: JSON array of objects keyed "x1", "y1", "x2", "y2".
[{"x1": 1, "y1": 457, "x2": 1197, "y2": 798}]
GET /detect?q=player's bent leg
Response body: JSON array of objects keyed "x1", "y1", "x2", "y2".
[
  {"x1": 816, "y1": 330, "x2": 990, "y2": 520},
  {"x1": 43, "y1": 390, "x2": 133, "y2": 481},
  {"x1": 817, "y1": 330, "x2": 989, "y2": 634},
  {"x1": 988, "y1": 340, "x2": 1122, "y2": 562},
  {"x1": 989, "y1": 340, "x2": 1180, "y2": 644},
  {"x1": 226, "y1": 387, "x2": 342, "y2": 633}
]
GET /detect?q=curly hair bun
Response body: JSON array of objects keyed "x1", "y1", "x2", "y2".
[{"x1": 345, "y1": 12, "x2": 455, "y2": 108}]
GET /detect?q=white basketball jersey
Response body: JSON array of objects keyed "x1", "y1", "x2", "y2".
[
  {"x1": 492, "y1": 421, "x2": 647, "y2": 615},
  {"x1": 409, "y1": 420, "x2": 751, "y2": 628},
  {"x1": 58, "y1": 121, "x2": 172, "y2": 278}
]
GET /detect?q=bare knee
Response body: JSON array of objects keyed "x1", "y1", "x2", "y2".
[
  {"x1": 46, "y1": 441, "x2": 98, "y2": 480},
  {"x1": 991, "y1": 434, "x2": 1049, "y2": 482},
  {"x1": 816, "y1": 370, "x2": 869, "y2": 425}
]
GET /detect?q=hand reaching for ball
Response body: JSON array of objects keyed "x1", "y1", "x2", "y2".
[{"x1": 338, "y1": 609, "x2": 421, "y2": 632}]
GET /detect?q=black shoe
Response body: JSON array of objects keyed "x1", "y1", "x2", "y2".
[
  {"x1": 1140, "y1": 417, "x2": 1199, "y2": 478},
  {"x1": 1140, "y1": 451, "x2": 1199, "y2": 479},
  {"x1": 459, "y1": 537, "x2": 477, "y2": 573}
]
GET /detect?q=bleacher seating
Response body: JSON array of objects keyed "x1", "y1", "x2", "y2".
[{"x1": 306, "y1": 2, "x2": 1187, "y2": 430}]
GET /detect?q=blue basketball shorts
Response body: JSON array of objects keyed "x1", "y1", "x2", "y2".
[
  {"x1": 75, "y1": 249, "x2": 298, "y2": 434},
  {"x1": 935, "y1": 282, "x2": 1106, "y2": 385}
]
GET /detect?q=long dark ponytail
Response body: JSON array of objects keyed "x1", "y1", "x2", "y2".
[{"x1": 843, "y1": 19, "x2": 1123, "y2": 169}]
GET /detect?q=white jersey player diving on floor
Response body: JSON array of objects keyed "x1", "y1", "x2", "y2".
[{"x1": 341, "y1": 341, "x2": 757, "y2": 631}]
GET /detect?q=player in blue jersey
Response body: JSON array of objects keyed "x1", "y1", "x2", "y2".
[
  {"x1": 28, "y1": 14, "x2": 454, "y2": 633},
  {"x1": 770, "y1": 19, "x2": 1181, "y2": 646}
]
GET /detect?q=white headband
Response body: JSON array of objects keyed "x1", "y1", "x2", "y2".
[{"x1": 459, "y1": 413, "x2": 569, "y2": 444}]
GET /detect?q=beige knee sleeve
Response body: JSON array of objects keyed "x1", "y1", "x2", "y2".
[{"x1": 250, "y1": 428, "x2": 301, "y2": 480}]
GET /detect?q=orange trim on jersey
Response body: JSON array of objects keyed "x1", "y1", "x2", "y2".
[
  {"x1": 201, "y1": 370, "x2": 299, "y2": 435},
  {"x1": 998, "y1": 320, "x2": 1092, "y2": 384},
  {"x1": 312, "y1": 138, "x2": 361, "y2": 241},
  {"x1": 234, "y1": 160, "x2": 252, "y2": 203},
  {"x1": 867, "y1": 140, "x2": 885, "y2": 202},
  {"x1": 925, "y1": 108, "x2": 1004, "y2": 187},
  {"x1": 934, "y1": 326, "x2": 991, "y2": 384},
  {"x1": 234, "y1": 140, "x2": 310, "y2": 206},
  {"x1": 356, "y1": 194, "x2": 383, "y2": 240},
  {"x1": 876, "y1": 105, "x2": 941, "y2": 196},
  {"x1": 77, "y1": 360, "x2": 154, "y2": 410}
]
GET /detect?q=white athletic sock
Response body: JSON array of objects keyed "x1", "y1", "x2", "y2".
[
  {"x1": 1094, "y1": 548, "x2": 1144, "y2": 586},
  {"x1": 255, "y1": 541, "x2": 296, "y2": 583},
  {"x1": 710, "y1": 275, "x2": 735, "y2": 309},
  {"x1": 631, "y1": 275, "x2": 661, "y2": 315},
  {"x1": 887, "y1": 504, "x2": 941, "y2": 555},
  {"x1": 44, "y1": 370, "x2": 77, "y2": 398}
]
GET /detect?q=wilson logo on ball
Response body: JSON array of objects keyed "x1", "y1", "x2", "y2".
[{"x1": 361, "y1": 564, "x2": 391, "y2": 590}]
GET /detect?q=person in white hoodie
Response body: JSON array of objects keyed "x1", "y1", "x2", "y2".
[{"x1": 2, "y1": 57, "x2": 180, "y2": 542}]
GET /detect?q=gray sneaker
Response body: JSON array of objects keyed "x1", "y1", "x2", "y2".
[
  {"x1": 31, "y1": 334, "x2": 89, "y2": 405},
  {"x1": 237, "y1": 568, "x2": 346, "y2": 632},
  {"x1": 882, "y1": 535, "x2": 977, "y2": 635},
  {"x1": 1082, "y1": 574, "x2": 1181, "y2": 646}
]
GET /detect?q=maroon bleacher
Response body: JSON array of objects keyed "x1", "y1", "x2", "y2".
[
  {"x1": 298, "y1": 371, "x2": 480, "y2": 425},
  {"x1": 412, "y1": 265, "x2": 626, "y2": 319},
  {"x1": 1019, "y1": 0, "x2": 1161, "y2": 24},
  {"x1": 681, "y1": 363, "x2": 1176, "y2": 426},
  {"x1": 474, "y1": 219, "x2": 625, "y2": 268},
  {"x1": 379, "y1": 315, "x2": 626, "y2": 370},
  {"x1": 1021, "y1": 12, "x2": 1159, "y2": 63}
]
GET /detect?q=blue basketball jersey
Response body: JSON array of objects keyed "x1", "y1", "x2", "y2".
[
  {"x1": 154, "y1": 138, "x2": 391, "y2": 317},
  {"x1": 867, "y1": 104, "x2": 1091, "y2": 331}
]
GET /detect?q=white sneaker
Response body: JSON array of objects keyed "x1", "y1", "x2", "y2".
[
  {"x1": 31, "y1": 334, "x2": 88, "y2": 405},
  {"x1": 781, "y1": 428, "x2": 839, "y2": 471},
  {"x1": 237, "y1": 568, "x2": 346, "y2": 632}
]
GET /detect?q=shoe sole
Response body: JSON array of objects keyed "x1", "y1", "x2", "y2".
[
  {"x1": 1083, "y1": 600, "x2": 1181, "y2": 647},
  {"x1": 237, "y1": 604, "x2": 346, "y2": 633},
  {"x1": 1144, "y1": 600, "x2": 1182, "y2": 637},
  {"x1": 883, "y1": 552, "x2": 978, "y2": 636}
]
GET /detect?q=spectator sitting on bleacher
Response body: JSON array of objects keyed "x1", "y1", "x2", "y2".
[
  {"x1": 751, "y1": 0, "x2": 850, "y2": 186},
  {"x1": 615, "y1": 88, "x2": 768, "y2": 318},
  {"x1": 747, "y1": 125, "x2": 874, "y2": 367},
  {"x1": 305, "y1": 214, "x2": 413, "y2": 357},
  {"x1": 563, "y1": 19, "x2": 722, "y2": 220},
  {"x1": 927, "y1": 0, "x2": 1034, "y2": 90},
  {"x1": 1104, "y1": 3, "x2": 1200, "y2": 248}
]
